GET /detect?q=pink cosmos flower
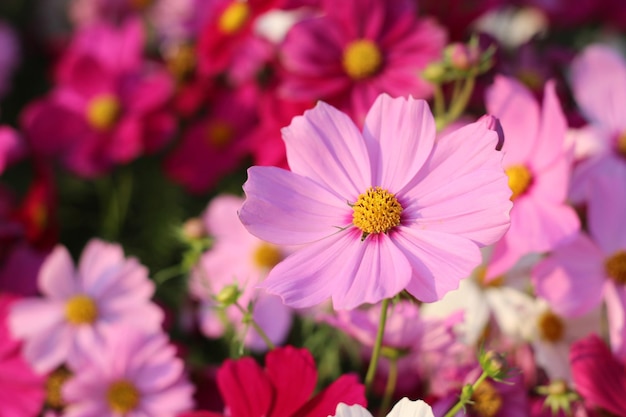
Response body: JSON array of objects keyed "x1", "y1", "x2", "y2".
[
  {"x1": 0, "y1": 293, "x2": 46, "y2": 417},
  {"x1": 190, "y1": 194, "x2": 293, "y2": 351},
  {"x1": 484, "y1": 76, "x2": 579, "y2": 278},
  {"x1": 239, "y1": 93, "x2": 512, "y2": 310},
  {"x1": 178, "y1": 345, "x2": 366, "y2": 417},
  {"x1": 570, "y1": 334, "x2": 626, "y2": 417},
  {"x1": 62, "y1": 324, "x2": 194, "y2": 417},
  {"x1": 22, "y1": 19, "x2": 176, "y2": 177},
  {"x1": 278, "y1": 0, "x2": 446, "y2": 123},
  {"x1": 9, "y1": 239, "x2": 163, "y2": 373}
]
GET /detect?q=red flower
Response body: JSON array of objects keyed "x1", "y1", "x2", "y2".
[{"x1": 179, "y1": 346, "x2": 366, "y2": 417}]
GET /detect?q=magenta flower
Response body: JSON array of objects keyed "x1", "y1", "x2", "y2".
[
  {"x1": 9, "y1": 239, "x2": 163, "y2": 373},
  {"x1": 278, "y1": 0, "x2": 446, "y2": 122},
  {"x1": 0, "y1": 294, "x2": 46, "y2": 417},
  {"x1": 179, "y1": 345, "x2": 366, "y2": 417},
  {"x1": 484, "y1": 76, "x2": 579, "y2": 278},
  {"x1": 62, "y1": 324, "x2": 194, "y2": 417},
  {"x1": 239, "y1": 94, "x2": 512, "y2": 310}
]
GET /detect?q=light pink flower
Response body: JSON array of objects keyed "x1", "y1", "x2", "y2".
[
  {"x1": 0, "y1": 293, "x2": 45, "y2": 417},
  {"x1": 63, "y1": 324, "x2": 194, "y2": 417},
  {"x1": 485, "y1": 76, "x2": 579, "y2": 278},
  {"x1": 239, "y1": 93, "x2": 512, "y2": 310},
  {"x1": 278, "y1": 0, "x2": 446, "y2": 123},
  {"x1": 9, "y1": 239, "x2": 163, "y2": 373},
  {"x1": 190, "y1": 194, "x2": 293, "y2": 351}
]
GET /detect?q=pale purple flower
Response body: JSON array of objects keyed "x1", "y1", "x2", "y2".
[
  {"x1": 9, "y1": 239, "x2": 163, "y2": 373},
  {"x1": 239, "y1": 93, "x2": 512, "y2": 310},
  {"x1": 62, "y1": 324, "x2": 194, "y2": 417}
]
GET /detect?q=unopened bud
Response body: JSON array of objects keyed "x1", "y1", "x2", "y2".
[
  {"x1": 480, "y1": 350, "x2": 509, "y2": 381},
  {"x1": 182, "y1": 218, "x2": 206, "y2": 240},
  {"x1": 445, "y1": 43, "x2": 479, "y2": 71},
  {"x1": 215, "y1": 284, "x2": 241, "y2": 306}
]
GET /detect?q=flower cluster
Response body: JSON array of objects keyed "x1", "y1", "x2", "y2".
[{"x1": 0, "y1": 0, "x2": 625, "y2": 416}]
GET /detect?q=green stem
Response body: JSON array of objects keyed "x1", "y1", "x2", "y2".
[
  {"x1": 153, "y1": 264, "x2": 185, "y2": 285},
  {"x1": 443, "y1": 370, "x2": 489, "y2": 417},
  {"x1": 235, "y1": 301, "x2": 275, "y2": 350},
  {"x1": 364, "y1": 298, "x2": 390, "y2": 395},
  {"x1": 378, "y1": 354, "x2": 399, "y2": 417},
  {"x1": 433, "y1": 83, "x2": 446, "y2": 121},
  {"x1": 440, "y1": 73, "x2": 476, "y2": 131}
]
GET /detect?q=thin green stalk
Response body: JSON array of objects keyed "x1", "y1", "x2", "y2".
[
  {"x1": 378, "y1": 354, "x2": 399, "y2": 417},
  {"x1": 234, "y1": 301, "x2": 275, "y2": 350},
  {"x1": 441, "y1": 73, "x2": 476, "y2": 130},
  {"x1": 433, "y1": 83, "x2": 446, "y2": 120},
  {"x1": 443, "y1": 370, "x2": 489, "y2": 417},
  {"x1": 365, "y1": 298, "x2": 390, "y2": 394}
]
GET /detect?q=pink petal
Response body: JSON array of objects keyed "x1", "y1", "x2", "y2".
[
  {"x1": 38, "y1": 245, "x2": 79, "y2": 299},
  {"x1": 296, "y1": 374, "x2": 366, "y2": 417},
  {"x1": 392, "y1": 228, "x2": 482, "y2": 302},
  {"x1": 531, "y1": 233, "x2": 605, "y2": 317},
  {"x1": 282, "y1": 101, "x2": 371, "y2": 200},
  {"x1": 571, "y1": 44, "x2": 626, "y2": 132},
  {"x1": 78, "y1": 239, "x2": 125, "y2": 289},
  {"x1": 265, "y1": 346, "x2": 317, "y2": 417},
  {"x1": 217, "y1": 357, "x2": 273, "y2": 417},
  {"x1": 604, "y1": 282, "x2": 626, "y2": 360},
  {"x1": 486, "y1": 75, "x2": 540, "y2": 166},
  {"x1": 402, "y1": 117, "x2": 511, "y2": 246},
  {"x1": 362, "y1": 94, "x2": 435, "y2": 191},
  {"x1": 240, "y1": 166, "x2": 351, "y2": 246},
  {"x1": 22, "y1": 322, "x2": 73, "y2": 374}
]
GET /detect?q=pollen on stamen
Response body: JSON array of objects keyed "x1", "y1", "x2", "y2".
[
  {"x1": 352, "y1": 186, "x2": 403, "y2": 238},
  {"x1": 471, "y1": 380, "x2": 503, "y2": 417},
  {"x1": 605, "y1": 250, "x2": 626, "y2": 285},
  {"x1": 65, "y1": 294, "x2": 98, "y2": 325},
  {"x1": 538, "y1": 310, "x2": 565, "y2": 342},
  {"x1": 107, "y1": 379, "x2": 141, "y2": 414},
  {"x1": 218, "y1": 2, "x2": 251, "y2": 34},
  {"x1": 505, "y1": 164, "x2": 533, "y2": 200},
  {"x1": 342, "y1": 39, "x2": 382, "y2": 80}
]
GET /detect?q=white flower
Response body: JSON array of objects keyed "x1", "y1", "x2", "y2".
[{"x1": 330, "y1": 398, "x2": 434, "y2": 417}]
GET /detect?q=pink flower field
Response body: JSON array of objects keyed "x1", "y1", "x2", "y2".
[{"x1": 1, "y1": 0, "x2": 626, "y2": 416}]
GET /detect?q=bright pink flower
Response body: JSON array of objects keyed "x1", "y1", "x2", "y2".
[
  {"x1": 484, "y1": 76, "x2": 579, "y2": 278},
  {"x1": 570, "y1": 334, "x2": 626, "y2": 417},
  {"x1": 22, "y1": 19, "x2": 176, "y2": 177},
  {"x1": 0, "y1": 126, "x2": 26, "y2": 174},
  {"x1": 190, "y1": 194, "x2": 293, "y2": 351},
  {"x1": 196, "y1": 0, "x2": 283, "y2": 76},
  {"x1": 179, "y1": 345, "x2": 366, "y2": 417},
  {"x1": 239, "y1": 94, "x2": 512, "y2": 310},
  {"x1": 63, "y1": 324, "x2": 194, "y2": 417},
  {"x1": 164, "y1": 86, "x2": 257, "y2": 194},
  {"x1": 9, "y1": 239, "x2": 163, "y2": 373},
  {"x1": 0, "y1": 293, "x2": 46, "y2": 417},
  {"x1": 278, "y1": 0, "x2": 446, "y2": 122}
]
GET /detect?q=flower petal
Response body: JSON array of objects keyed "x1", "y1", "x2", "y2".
[
  {"x1": 297, "y1": 374, "x2": 366, "y2": 417},
  {"x1": 282, "y1": 101, "x2": 371, "y2": 200},
  {"x1": 38, "y1": 245, "x2": 79, "y2": 299},
  {"x1": 391, "y1": 228, "x2": 482, "y2": 303},
  {"x1": 240, "y1": 166, "x2": 351, "y2": 245},
  {"x1": 387, "y1": 398, "x2": 434, "y2": 417},
  {"x1": 217, "y1": 357, "x2": 273, "y2": 417},
  {"x1": 330, "y1": 404, "x2": 372, "y2": 417},
  {"x1": 362, "y1": 94, "x2": 435, "y2": 191}
]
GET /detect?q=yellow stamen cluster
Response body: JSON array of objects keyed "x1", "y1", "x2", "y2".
[
  {"x1": 86, "y1": 94, "x2": 121, "y2": 131},
  {"x1": 253, "y1": 243, "x2": 282, "y2": 269},
  {"x1": 538, "y1": 310, "x2": 565, "y2": 342},
  {"x1": 474, "y1": 266, "x2": 504, "y2": 288},
  {"x1": 207, "y1": 122, "x2": 233, "y2": 148},
  {"x1": 352, "y1": 186, "x2": 402, "y2": 237},
  {"x1": 45, "y1": 367, "x2": 72, "y2": 409},
  {"x1": 166, "y1": 43, "x2": 196, "y2": 81},
  {"x1": 65, "y1": 295, "x2": 98, "y2": 325},
  {"x1": 342, "y1": 39, "x2": 382, "y2": 80},
  {"x1": 471, "y1": 380, "x2": 503, "y2": 417},
  {"x1": 606, "y1": 250, "x2": 626, "y2": 285},
  {"x1": 505, "y1": 165, "x2": 532, "y2": 200},
  {"x1": 218, "y1": 2, "x2": 251, "y2": 34},
  {"x1": 107, "y1": 379, "x2": 141, "y2": 414},
  {"x1": 617, "y1": 131, "x2": 626, "y2": 157}
]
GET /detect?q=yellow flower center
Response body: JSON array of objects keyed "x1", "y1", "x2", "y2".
[
  {"x1": 107, "y1": 379, "x2": 141, "y2": 414},
  {"x1": 342, "y1": 39, "x2": 382, "y2": 80},
  {"x1": 218, "y1": 2, "x2": 251, "y2": 34},
  {"x1": 65, "y1": 294, "x2": 98, "y2": 325},
  {"x1": 206, "y1": 122, "x2": 233, "y2": 149},
  {"x1": 86, "y1": 94, "x2": 121, "y2": 131},
  {"x1": 617, "y1": 131, "x2": 626, "y2": 157},
  {"x1": 506, "y1": 165, "x2": 532, "y2": 200},
  {"x1": 606, "y1": 250, "x2": 626, "y2": 285},
  {"x1": 352, "y1": 186, "x2": 402, "y2": 238},
  {"x1": 166, "y1": 43, "x2": 196, "y2": 81},
  {"x1": 538, "y1": 310, "x2": 565, "y2": 342},
  {"x1": 471, "y1": 380, "x2": 503, "y2": 417},
  {"x1": 252, "y1": 243, "x2": 282, "y2": 270},
  {"x1": 45, "y1": 367, "x2": 72, "y2": 409}
]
